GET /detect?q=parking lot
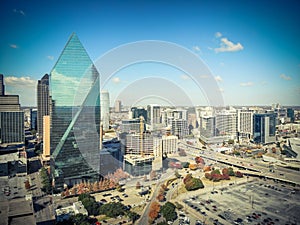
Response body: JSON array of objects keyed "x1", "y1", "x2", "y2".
[{"x1": 181, "y1": 178, "x2": 300, "y2": 225}]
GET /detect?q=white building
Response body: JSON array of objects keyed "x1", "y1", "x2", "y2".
[
  {"x1": 237, "y1": 108, "x2": 253, "y2": 139},
  {"x1": 101, "y1": 90, "x2": 110, "y2": 131},
  {"x1": 154, "y1": 134, "x2": 178, "y2": 157},
  {"x1": 55, "y1": 201, "x2": 88, "y2": 222},
  {"x1": 215, "y1": 109, "x2": 237, "y2": 139},
  {"x1": 125, "y1": 132, "x2": 154, "y2": 155}
]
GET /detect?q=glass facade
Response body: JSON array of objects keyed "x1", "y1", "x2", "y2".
[
  {"x1": 0, "y1": 111, "x2": 24, "y2": 144},
  {"x1": 253, "y1": 113, "x2": 276, "y2": 144},
  {"x1": 50, "y1": 33, "x2": 100, "y2": 189}
]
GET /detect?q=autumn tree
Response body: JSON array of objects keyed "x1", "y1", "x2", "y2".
[
  {"x1": 148, "y1": 201, "x2": 161, "y2": 221},
  {"x1": 25, "y1": 180, "x2": 31, "y2": 190}
]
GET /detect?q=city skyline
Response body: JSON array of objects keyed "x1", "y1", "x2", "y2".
[{"x1": 1, "y1": 0, "x2": 300, "y2": 106}]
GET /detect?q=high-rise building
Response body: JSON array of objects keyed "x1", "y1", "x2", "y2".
[
  {"x1": 169, "y1": 118, "x2": 189, "y2": 138},
  {"x1": 114, "y1": 100, "x2": 121, "y2": 113},
  {"x1": 131, "y1": 107, "x2": 147, "y2": 121},
  {"x1": 30, "y1": 109, "x2": 37, "y2": 131},
  {"x1": 121, "y1": 118, "x2": 141, "y2": 133},
  {"x1": 199, "y1": 115, "x2": 216, "y2": 139},
  {"x1": 253, "y1": 113, "x2": 276, "y2": 144},
  {"x1": 0, "y1": 75, "x2": 24, "y2": 146},
  {"x1": 147, "y1": 104, "x2": 161, "y2": 130},
  {"x1": 50, "y1": 33, "x2": 100, "y2": 189},
  {"x1": 42, "y1": 115, "x2": 50, "y2": 164},
  {"x1": 0, "y1": 74, "x2": 4, "y2": 96},
  {"x1": 37, "y1": 74, "x2": 50, "y2": 139},
  {"x1": 101, "y1": 90, "x2": 110, "y2": 131},
  {"x1": 154, "y1": 134, "x2": 178, "y2": 157},
  {"x1": 237, "y1": 109, "x2": 253, "y2": 139},
  {"x1": 215, "y1": 109, "x2": 237, "y2": 139}
]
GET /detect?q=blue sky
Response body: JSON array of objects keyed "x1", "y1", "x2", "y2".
[{"x1": 0, "y1": 0, "x2": 299, "y2": 106}]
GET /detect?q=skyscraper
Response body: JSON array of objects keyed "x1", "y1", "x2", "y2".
[
  {"x1": 50, "y1": 33, "x2": 100, "y2": 189},
  {"x1": 0, "y1": 75, "x2": 24, "y2": 145},
  {"x1": 0, "y1": 74, "x2": 4, "y2": 96},
  {"x1": 37, "y1": 74, "x2": 50, "y2": 139},
  {"x1": 114, "y1": 100, "x2": 121, "y2": 113},
  {"x1": 253, "y1": 113, "x2": 276, "y2": 144},
  {"x1": 101, "y1": 90, "x2": 110, "y2": 131},
  {"x1": 147, "y1": 104, "x2": 161, "y2": 130}
]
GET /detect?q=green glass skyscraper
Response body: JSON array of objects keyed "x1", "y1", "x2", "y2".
[{"x1": 50, "y1": 33, "x2": 100, "y2": 189}]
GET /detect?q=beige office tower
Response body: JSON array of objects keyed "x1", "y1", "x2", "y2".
[{"x1": 42, "y1": 115, "x2": 50, "y2": 164}]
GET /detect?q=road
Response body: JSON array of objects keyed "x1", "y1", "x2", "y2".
[{"x1": 179, "y1": 141, "x2": 300, "y2": 186}]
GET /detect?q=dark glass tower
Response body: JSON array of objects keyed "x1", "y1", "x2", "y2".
[
  {"x1": 253, "y1": 113, "x2": 276, "y2": 144},
  {"x1": 0, "y1": 74, "x2": 4, "y2": 96},
  {"x1": 50, "y1": 33, "x2": 100, "y2": 189},
  {"x1": 37, "y1": 74, "x2": 50, "y2": 139}
]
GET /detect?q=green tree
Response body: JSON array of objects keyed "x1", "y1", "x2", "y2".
[
  {"x1": 99, "y1": 202, "x2": 125, "y2": 217},
  {"x1": 160, "y1": 202, "x2": 177, "y2": 222},
  {"x1": 126, "y1": 211, "x2": 140, "y2": 222},
  {"x1": 228, "y1": 167, "x2": 235, "y2": 176}
]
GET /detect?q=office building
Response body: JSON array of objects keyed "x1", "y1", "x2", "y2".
[
  {"x1": 42, "y1": 115, "x2": 50, "y2": 164},
  {"x1": 50, "y1": 33, "x2": 100, "y2": 189},
  {"x1": 115, "y1": 100, "x2": 121, "y2": 112},
  {"x1": 30, "y1": 109, "x2": 37, "y2": 131},
  {"x1": 0, "y1": 76, "x2": 24, "y2": 146},
  {"x1": 131, "y1": 107, "x2": 147, "y2": 121},
  {"x1": 215, "y1": 109, "x2": 237, "y2": 139},
  {"x1": 37, "y1": 74, "x2": 50, "y2": 139},
  {"x1": 0, "y1": 74, "x2": 4, "y2": 96},
  {"x1": 121, "y1": 118, "x2": 142, "y2": 133},
  {"x1": 147, "y1": 104, "x2": 161, "y2": 130},
  {"x1": 154, "y1": 134, "x2": 178, "y2": 157},
  {"x1": 125, "y1": 132, "x2": 154, "y2": 155},
  {"x1": 199, "y1": 115, "x2": 216, "y2": 139},
  {"x1": 237, "y1": 109, "x2": 253, "y2": 139},
  {"x1": 169, "y1": 118, "x2": 189, "y2": 138},
  {"x1": 101, "y1": 90, "x2": 110, "y2": 131},
  {"x1": 253, "y1": 113, "x2": 276, "y2": 144}
]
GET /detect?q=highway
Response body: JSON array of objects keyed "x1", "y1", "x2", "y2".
[{"x1": 179, "y1": 141, "x2": 300, "y2": 186}]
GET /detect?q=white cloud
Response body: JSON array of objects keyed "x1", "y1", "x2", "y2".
[
  {"x1": 47, "y1": 55, "x2": 54, "y2": 60},
  {"x1": 4, "y1": 76, "x2": 37, "y2": 106},
  {"x1": 240, "y1": 82, "x2": 254, "y2": 87},
  {"x1": 181, "y1": 75, "x2": 190, "y2": 80},
  {"x1": 215, "y1": 76, "x2": 222, "y2": 82},
  {"x1": 112, "y1": 77, "x2": 121, "y2": 83},
  {"x1": 13, "y1": 9, "x2": 25, "y2": 16},
  {"x1": 279, "y1": 74, "x2": 291, "y2": 80},
  {"x1": 193, "y1": 46, "x2": 201, "y2": 52},
  {"x1": 9, "y1": 44, "x2": 18, "y2": 49},
  {"x1": 215, "y1": 38, "x2": 244, "y2": 53},
  {"x1": 215, "y1": 32, "x2": 222, "y2": 38}
]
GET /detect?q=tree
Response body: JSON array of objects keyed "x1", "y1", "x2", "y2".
[
  {"x1": 25, "y1": 180, "x2": 31, "y2": 190},
  {"x1": 189, "y1": 163, "x2": 198, "y2": 170},
  {"x1": 222, "y1": 168, "x2": 229, "y2": 175},
  {"x1": 181, "y1": 162, "x2": 189, "y2": 168},
  {"x1": 99, "y1": 202, "x2": 125, "y2": 217},
  {"x1": 157, "y1": 221, "x2": 168, "y2": 225},
  {"x1": 126, "y1": 211, "x2": 140, "y2": 222},
  {"x1": 157, "y1": 193, "x2": 165, "y2": 202},
  {"x1": 136, "y1": 181, "x2": 141, "y2": 189},
  {"x1": 203, "y1": 166, "x2": 211, "y2": 172},
  {"x1": 235, "y1": 171, "x2": 243, "y2": 178},
  {"x1": 195, "y1": 156, "x2": 205, "y2": 165},
  {"x1": 185, "y1": 177, "x2": 204, "y2": 191},
  {"x1": 79, "y1": 194, "x2": 99, "y2": 216},
  {"x1": 150, "y1": 170, "x2": 157, "y2": 180},
  {"x1": 160, "y1": 202, "x2": 177, "y2": 222},
  {"x1": 148, "y1": 201, "x2": 160, "y2": 221},
  {"x1": 228, "y1": 167, "x2": 235, "y2": 176}
]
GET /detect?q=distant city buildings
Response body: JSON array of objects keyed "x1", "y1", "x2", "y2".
[
  {"x1": 101, "y1": 90, "x2": 110, "y2": 131},
  {"x1": 147, "y1": 104, "x2": 161, "y2": 130}
]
